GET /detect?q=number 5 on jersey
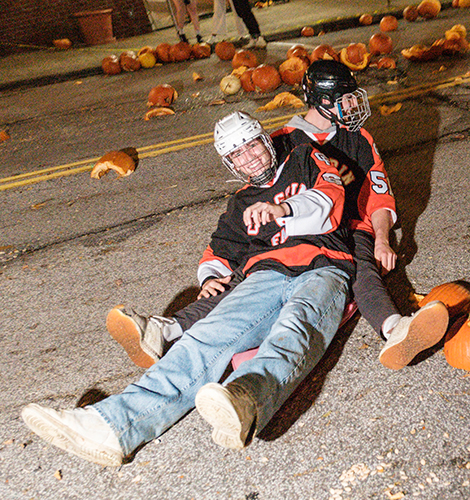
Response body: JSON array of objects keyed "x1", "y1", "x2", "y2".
[{"x1": 370, "y1": 171, "x2": 393, "y2": 195}]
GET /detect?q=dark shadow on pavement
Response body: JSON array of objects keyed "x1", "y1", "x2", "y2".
[
  {"x1": 377, "y1": 97, "x2": 441, "y2": 316},
  {"x1": 258, "y1": 314, "x2": 360, "y2": 442},
  {"x1": 76, "y1": 387, "x2": 109, "y2": 407},
  {"x1": 163, "y1": 286, "x2": 200, "y2": 317}
]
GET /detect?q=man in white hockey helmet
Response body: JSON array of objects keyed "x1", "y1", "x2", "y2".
[
  {"x1": 213, "y1": 110, "x2": 278, "y2": 187},
  {"x1": 22, "y1": 112, "x2": 355, "y2": 465}
]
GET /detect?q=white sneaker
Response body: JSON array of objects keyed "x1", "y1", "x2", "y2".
[
  {"x1": 379, "y1": 301, "x2": 449, "y2": 370},
  {"x1": 254, "y1": 36, "x2": 267, "y2": 49},
  {"x1": 106, "y1": 307, "x2": 178, "y2": 368},
  {"x1": 242, "y1": 37, "x2": 257, "y2": 49},
  {"x1": 242, "y1": 36, "x2": 267, "y2": 49},
  {"x1": 21, "y1": 404, "x2": 124, "y2": 466},
  {"x1": 195, "y1": 382, "x2": 256, "y2": 450}
]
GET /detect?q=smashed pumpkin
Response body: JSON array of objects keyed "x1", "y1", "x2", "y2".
[
  {"x1": 444, "y1": 314, "x2": 470, "y2": 370},
  {"x1": 419, "y1": 281, "x2": 470, "y2": 317},
  {"x1": 340, "y1": 43, "x2": 370, "y2": 70}
]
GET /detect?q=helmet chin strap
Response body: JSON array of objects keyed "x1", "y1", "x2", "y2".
[{"x1": 317, "y1": 104, "x2": 347, "y2": 128}]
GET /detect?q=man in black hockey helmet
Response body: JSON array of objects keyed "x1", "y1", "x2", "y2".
[{"x1": 302, "y1": 59, "x2": 371, "y2": 132}]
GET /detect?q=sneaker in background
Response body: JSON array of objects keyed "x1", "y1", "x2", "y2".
[
  {"x1": 178, "y1": 33, "x2": 189, "y2": 43},
  {"x1": 254, "y1": 36, "x2": 267, "y2": 48},
  {"x1": 379, "y1": 300, "x2": 449, "y2": 370},
  {"x1": 243, "y1": 36, "x2": 267, "y2": 49}
]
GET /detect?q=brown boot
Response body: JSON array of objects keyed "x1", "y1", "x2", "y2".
[{"x1": 106, "y1": 307, "x2": 176, "y2": 368}]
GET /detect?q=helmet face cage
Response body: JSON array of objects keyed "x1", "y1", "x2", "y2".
[
  {"x1": 214, "y1": 111, "x2": 278, "y2": 186},
  {"x1": 222, "y1": 134, "x2": 278, "y2": 186},
  {"x1": 333, "y1": 87, "x2": 371, "y2": 132}
]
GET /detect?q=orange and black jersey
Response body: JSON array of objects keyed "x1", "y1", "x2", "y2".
[
  {"x1": 271, "y1": 117, "x2": 396, "y2": 235},
  {"x1": 198, "y1": 142, "x2": 354, "y2": 282}
]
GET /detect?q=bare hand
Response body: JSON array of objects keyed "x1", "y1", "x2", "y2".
[
  {"x1": 243, "y1": 202, "x2": 290, "y2": 229},
  {"x1": 197, "y1": 275, "x2": 232, "y2": 299},
  {"x1": 374, "y1": 240, "x2": 397, "y2": 274}
]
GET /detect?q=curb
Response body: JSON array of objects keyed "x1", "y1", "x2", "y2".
[{"x1": 0, "y1": 67, "x2": 104, "y2": 92}]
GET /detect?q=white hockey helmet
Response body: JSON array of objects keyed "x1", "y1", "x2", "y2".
[{"x1": 214, "y1": 111, "x2": 278, "y2": 186}]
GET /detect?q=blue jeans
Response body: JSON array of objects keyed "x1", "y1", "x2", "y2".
[{"x1": 94, "y1": 267, "x2": 350, "y2": 455}]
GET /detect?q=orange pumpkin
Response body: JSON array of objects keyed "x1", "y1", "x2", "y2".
[
  {"x1": 191, "y1": 42, "x2": 211, "y2": 59},
  {"x1": 155, "y1": 43, "x2": 172, "y2": 62},
  {"x1": 169, "y1": 41, "x2": 192, "y2": 62},
  {"x1": 340, "y1": 43, "x2": 370, "y2": 71},
  {"x1": 369, "y1": 33, "x2": 393, "y2": 55},
  {"x1": 252, "y1": 65, "x2": 281, "y2": 93},
  {"x1": 287, "y1": 44, "x2": 309, "y2": 60},
  {"x1": 403, "y1": 5, "x2": 419, "y2": 21},
  {"x1": 380, "y1": 15, "x2": 398, "y2": 32},
  {"x1": 102, "y1": 55, "x2": 121, "y2": 75},
  {"x1": 419, "y1": 281, "x2": 470, "y2": 317},
  {"x1": 375, "y1": 56, "x2": 397, "y2": 69},
  {"x1": 301, "y1": 26, "x2": 314, "y2": 37},
  {"x1": 417, "y1": 0, "x2": 441, "y2": 19},
  {"x1": 401, "y1": 40, "x2": 445, "y2": 61},
  {"x1": 310, "y1": 44, "x2": 339, "y2": 62},
  {"x1": 279, "y1": 56, "x2": 309, "y2": 85},
  {"x1": 240, "y1": 67, "x2": 256, "y2": 91},
  {"x1": 215, "y1": 41, "x2": 236, "y2": 60},
  {"x1": 53, "y1": 38, "x2": 72, "y2": 49},
  {"x1": 147, "y1": 84, "x2": 178, "y2": 107},
  {"x1": 232, "y1": 49, "x2": 258, "y2": 69},
  {"x1": 119, "y1": 51, "x2": 141, "y2": 71},
  {"x1": 359, "y1": 14, "x2": 373, "y2": 26},
  {"x1": 444, "y1": 314, "x2": 470, "y2": 370}
]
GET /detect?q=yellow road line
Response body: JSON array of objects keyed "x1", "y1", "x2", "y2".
[
  {"x1": 369, "y1": 74, "x2": 470, "y2": 105},
  {"x1": 2, "y1": 73, "x2": 469, "y2": 191},
  {"x1": 0, "y1": 118, "x2": 295, "y2": 191},
  {"x1": 0, "y1": 166, "x2": 93, "y2": 191}
]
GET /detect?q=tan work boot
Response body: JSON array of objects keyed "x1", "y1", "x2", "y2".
[
  {"x1": 195, "y1": 382, "x2": 257, "y2": 450},
  {"x1": 379, "y1": 300, "x2": 449, "y2": 370}
]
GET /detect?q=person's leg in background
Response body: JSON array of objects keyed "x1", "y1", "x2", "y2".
[
  {"x1": 171, "y1": 0, "x2": 189, "y2": 42},
  {"x1": 230, "y1": 0, "x2": 266, "y2": 48},
  {"x1": 228, "y1": 0, "x2": 248, "y2": 40},
  {"x1": 208, "y1": 0, "x2": 227, "y2": 43},
  {"x1": 186, "y1": 0, "x2": 203, "y2": 42}
]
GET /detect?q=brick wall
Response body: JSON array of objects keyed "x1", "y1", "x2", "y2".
[{"x1": 0, "y1": 0, "x2": 152, "y2": 55}]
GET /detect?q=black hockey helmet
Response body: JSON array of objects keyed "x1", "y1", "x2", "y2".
[
  {"x1": 302, "y1": 60, "x2": 371, "y2": 131},
  {"x1": 302, "y1": 60, "x2": 358, "y2": 109}
]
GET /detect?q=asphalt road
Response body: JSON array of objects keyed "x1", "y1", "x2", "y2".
[{"x1": 1, "y1": 8, "x2": 470, "y2": 500}]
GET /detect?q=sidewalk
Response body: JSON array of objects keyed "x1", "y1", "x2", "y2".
[{"x1": 2, "y1": 0, "x2": 451, "y2": 91}]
